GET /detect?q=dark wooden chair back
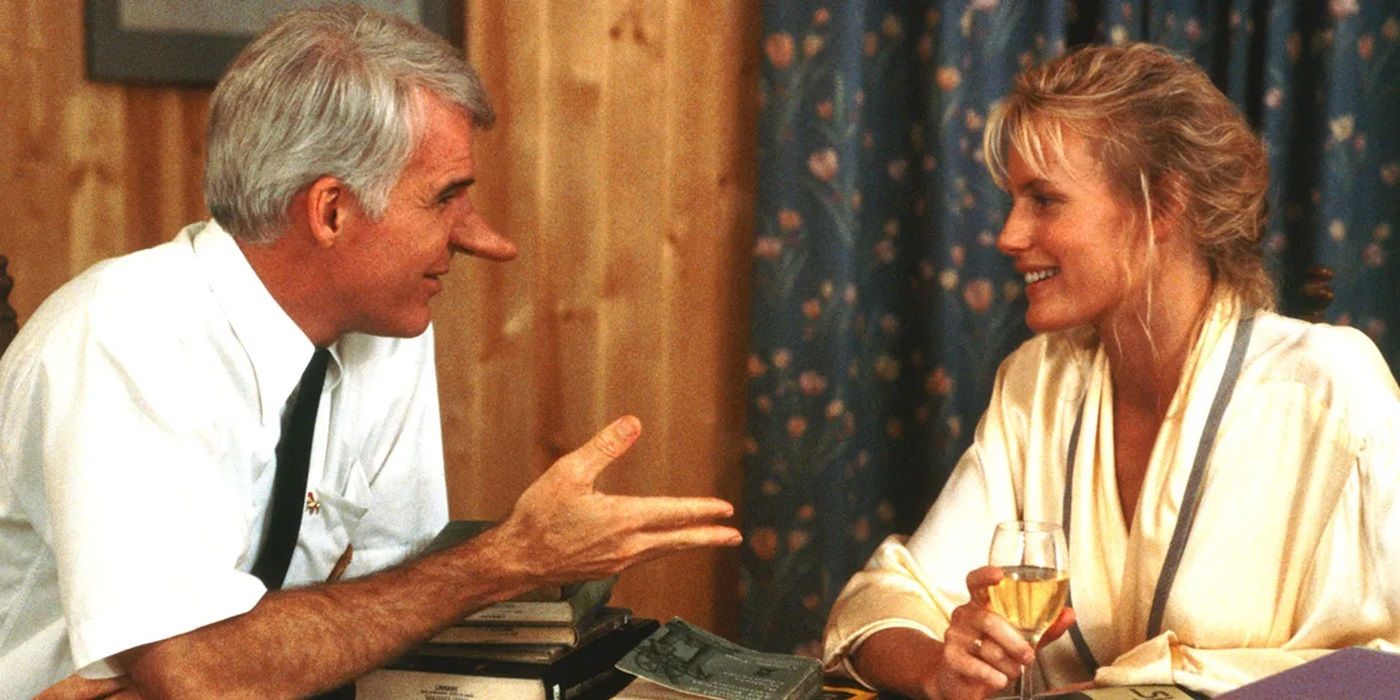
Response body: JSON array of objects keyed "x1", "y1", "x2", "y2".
[
  {"x1": 1, "y1": 255, "x2": 17, "y2": 359},
  {"x1": 1297, "y1": 265, "x2": 1336, "y2": 323}
]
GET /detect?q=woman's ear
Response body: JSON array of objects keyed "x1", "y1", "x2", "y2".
[{"x1": 1150, "y1": 171, "x2": 1189, "y2": 243}]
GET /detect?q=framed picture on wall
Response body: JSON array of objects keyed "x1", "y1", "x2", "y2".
[{"x1": 85, "y1": 0, "x2": 464, "y2": 87}]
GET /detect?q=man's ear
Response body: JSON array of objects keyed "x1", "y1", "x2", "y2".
[{"x1": 305, "y1": 175, "x2": 348, "y2": 248}]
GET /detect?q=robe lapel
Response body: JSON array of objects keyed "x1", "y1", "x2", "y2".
[{"x1": 1064, "y1": 294, "x2": 1244, "y2": 669}]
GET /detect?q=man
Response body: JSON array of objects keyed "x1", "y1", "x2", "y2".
[{"x1": 0, "y1": 7, "x2": 741, "y2": 698}]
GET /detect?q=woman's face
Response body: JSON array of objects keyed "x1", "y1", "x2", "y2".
[{"x1": 996, "y1": 134, "x2": 1145, "y2": 334}]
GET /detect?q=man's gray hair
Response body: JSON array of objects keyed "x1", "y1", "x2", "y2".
[{"x1": 204, "y1": 5, "x2": 493, "y2": 243}]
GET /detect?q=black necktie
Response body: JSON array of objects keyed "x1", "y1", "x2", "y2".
[
  {"x1": 250, "y1": 349, "x2": 357, "y2": 698},
  {"x1": 252, "y1": 347, "x2": 331, "y2": 591}
]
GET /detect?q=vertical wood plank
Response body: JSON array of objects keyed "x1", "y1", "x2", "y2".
[
  {"x1": 544, "y1": 1, "x2": 613, "y2": 448},
  {"x1": 458, "y1": 0, "x2": 759, "y2": 636},
  {"x1": 595, "y1": 0, "x2": 679, "y2": 622},
  {"x1": 447, "y1": 0, "x2": 555, "y2": 520},
  {"x1": 622, "y1": 0, "x2": 760, "y2": 638},
  {"x1": 2, "y1": 0, "x2": 209, "y2": 323}
]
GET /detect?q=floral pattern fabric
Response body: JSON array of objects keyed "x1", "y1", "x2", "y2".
[{"x1": 742, "y1": 0, "x2": 1400, "y2": 656}]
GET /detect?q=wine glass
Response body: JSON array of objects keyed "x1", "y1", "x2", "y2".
[{"x1": 987, "y1": 521, "x2": 1069, "y2": 700}]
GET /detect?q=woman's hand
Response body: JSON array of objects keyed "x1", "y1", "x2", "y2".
[
  {"x1": 935, "y1": 566, "x2": 1076, "y2": 700},
  {"x1": 848, "y1": 566, "x2": 1075, "y2": 700}
]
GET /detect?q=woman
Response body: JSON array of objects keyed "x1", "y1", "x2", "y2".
[{"x1": 822, "y1": 43, "x2": 1400, "y2": 699}]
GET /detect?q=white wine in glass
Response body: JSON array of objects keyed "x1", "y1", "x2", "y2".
[{"x1": 988, "y1": 521, "x2": 1069, "y2": 700}]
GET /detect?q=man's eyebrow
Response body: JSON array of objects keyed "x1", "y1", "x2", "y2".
[{"x1": 434, "y1": 177, "x2": 476, "y2": 200}]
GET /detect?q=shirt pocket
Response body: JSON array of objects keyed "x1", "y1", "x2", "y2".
[{"x1": 284, "y1": 460, "x2": 371, "y2": 586}]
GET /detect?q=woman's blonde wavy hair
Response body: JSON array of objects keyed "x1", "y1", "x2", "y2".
[{"x1": 983, "y1": 42, "x2": 1275, "y2": 311}]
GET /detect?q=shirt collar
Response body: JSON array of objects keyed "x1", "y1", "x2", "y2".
[{"x1": 187, "y1": 220, "x2": 342, "y2": 424}]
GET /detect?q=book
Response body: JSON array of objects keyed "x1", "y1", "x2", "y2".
[
  {"x1": 1041, "y1": 687, "x2": 1200, "y2": 699},
  {"x1": 818, "y1": 676, "x2": 878, "y2": 699},
  {"x1": 357, "y1": 618, "x2": 660, "y2": 700},
  {"x1": 613, "y1": 677, "x2": 698, "y2": 699},
  {"x1": 1215, "y1": 646, "x2": 1400, "y2": 699},
  {"x1": 460, "y1": 576, "x2": 616, "y2": 625},
  {"x1": 422, "y1": 519, "x2": 498, "y2": 555},
  {"x1": 817, "y1": 677, "x2": 1194, "y2": 700},
  {"x1": 614, "y1": 618, "x2": 821, "y2": 700},
  {"x1": 430, "y1": 606, "x2": 631, "y2": 646},
  {"x1": 414, "y1": 641, "x2": 579, "y2": 666}
]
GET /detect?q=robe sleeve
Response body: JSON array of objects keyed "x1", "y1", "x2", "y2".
[
  {"x1": 822, "y1": 346, "x2": 1036, "y2": 687},
  {"x1": 819, "y1": 535, "x2": 947, "y2": 688}
]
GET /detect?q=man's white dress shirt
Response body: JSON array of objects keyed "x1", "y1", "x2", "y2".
[{"x1": 0, "y1": 221, "x2": 449, "y2": 696}]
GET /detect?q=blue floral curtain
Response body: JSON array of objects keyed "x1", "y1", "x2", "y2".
[{"x1": 741, "y1": 0, "x2": 1400, "y2": 655}]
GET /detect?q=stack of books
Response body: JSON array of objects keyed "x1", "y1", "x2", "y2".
[
  {"x1": 401, "y1": 520, "x2": 629, "y2": 662},
  {"x1": 423, "y1": 576, "x2": 627, "y2": 661},
  {"x1": 356, "y1": 521, "x2": 659, "y2": 699},
  {"x1": 358, "y1": 616, "x2": 660, "y2": 699},
  {"x1": 358, "y1": 616, "x2": 659, "y2": 699}
]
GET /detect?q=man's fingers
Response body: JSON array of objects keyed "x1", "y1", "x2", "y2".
[
  {"x1": 630, "y1": 525, "x2": 744, "y2": 559},
  {"x1": 630, "y1": 522, "x2": 743, "y2": 551},
  {"x1": 586, "y1": 525, "x2": 742, "y2": 576},
  {"x1": 613, "y1": 495, "x2": 736, "y2": 527},
  {"x1": 566, "y1": 415, "x2": 642, "y2": 481}
]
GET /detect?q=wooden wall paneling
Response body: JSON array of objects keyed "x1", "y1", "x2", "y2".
[
  {"x1": 656, "y1": 0, "x2": 760, "y2": 642},
  {"x1": 2, "y1": 0, "x2": 85, "y2": 323},
  {"x1": 1, "y1": 1, "x2": 209, "y2": 325},
  {"x1": 543, "y1": 1, "x2": 612, "y2": 449},
  {"x1": 179, "y1": 94, "x2": 214, "y2": 227},
  {"x1": 64, "y1": 84, "x2": 130, "y2": 276},
  {"x1": 122, "y1": 88, "x2": 211, "y2": 250},
  {"x1": 596, "y1": 0, "x2": 679, "y2": 624},
  {"x1": 458, "y1": 0, "x2": 759, "y2": 637},
  {"x1": 446, "y1": 0, "x2": 554, "y2": 522}
]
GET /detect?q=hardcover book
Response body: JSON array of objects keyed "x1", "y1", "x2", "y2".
[
  {"x1": 357, "y1": 617, "x2": 660, "y2": 700},
  {"x1": 1216, "y1": 647, "x2": 1400, "y2": 699},
  {"x1": 414, "y1": 640, "x2": 579, "y2": 666},
  {"x1": 459, "y1": 576, "x2": 616, "y2": 625},
  {"x1": 429, "y1": 606, "x2": 631, "y2": 647},
  {"x1": 1041, "y1": 686, "x2": 1200, "y2": 699}
]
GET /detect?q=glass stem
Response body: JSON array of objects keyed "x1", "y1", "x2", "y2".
[{"x1": 1020, "y1": 658, "x2": 1035, "y2": 700}]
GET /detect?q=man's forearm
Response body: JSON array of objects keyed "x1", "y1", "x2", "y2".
[
  {"x1": 115, "y1": 415, "x2": 741, "y2": 697},
  {"x1": 120, "y1": 527, "x2": 535, "y2": 698}
]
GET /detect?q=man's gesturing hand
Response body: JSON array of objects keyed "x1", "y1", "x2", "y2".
[{"x1": 491, "y1": 415, "x2": 742, "y2": 586}]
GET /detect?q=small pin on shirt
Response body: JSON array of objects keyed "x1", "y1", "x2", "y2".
[{"x1": 305, "y1": 491, "x2": 320, "y2": 514}]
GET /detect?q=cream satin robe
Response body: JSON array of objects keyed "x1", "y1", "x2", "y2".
[{"x1": 823, "y1": 295, "x2": 1400, "y2": 696}]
